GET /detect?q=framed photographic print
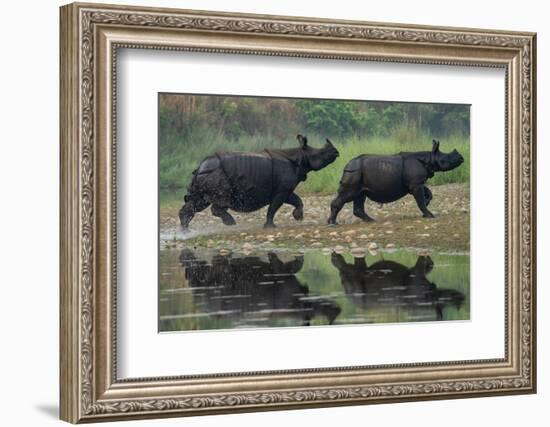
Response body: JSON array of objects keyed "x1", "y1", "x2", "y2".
[{"x1": 60, "y1": 2, "x2": 537, "y2": 423}]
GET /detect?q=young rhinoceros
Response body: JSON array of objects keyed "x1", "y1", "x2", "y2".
[
  {"x1": 180, "y1": 134, "x2": 339, "y2": 229},
  {"x1": 327, "y1": 140, "x2": 464, "y2": 225}
]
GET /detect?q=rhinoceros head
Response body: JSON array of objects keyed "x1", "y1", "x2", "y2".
[
  {"x1": 297, "y1": 134, "x2": 339, "y2": 171},
  {"x1": 413, "y1": 255, "x2": 434, "y2": 277},
  {"x1": 431, "y1": 140, "x2": 464, "y2": 171}
]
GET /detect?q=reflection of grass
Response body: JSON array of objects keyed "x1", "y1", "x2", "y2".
[
  {"x1": 297, "y1": 250, "x2": 470, "y2": 325},
  {"x1": 160, "y1": 129, "x2": 469, "y2": 196},
  {"x1": 159, "y1": 249, "x2": 470, "y2": 332}
]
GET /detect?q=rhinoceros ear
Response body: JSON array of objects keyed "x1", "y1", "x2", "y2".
[
  {"x1": 432, "y1": 139, "x2": 440, "y2": 153},
  {"x1": 326, "y1": 138, "x2": 334, "y2": 146},
  {"x1": 297, "y1": 134, "x2": 308, "y2": 148}
]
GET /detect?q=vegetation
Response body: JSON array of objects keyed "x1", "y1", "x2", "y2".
[{"x1": 159, "y1": 94, "x2": 470, "y2": 194}]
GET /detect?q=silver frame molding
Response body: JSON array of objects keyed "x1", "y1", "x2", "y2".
[{"x1": 60, "y1": 2, "x2": 536, "y2": 423}]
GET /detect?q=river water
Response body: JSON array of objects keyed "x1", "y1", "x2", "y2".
[{"x1": 159, "y1": 248, "x2": 469, "y2": 332}]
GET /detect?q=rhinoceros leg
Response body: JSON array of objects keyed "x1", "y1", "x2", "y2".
[
  {"x1": 179, "y1": 198, "x2": 211, "y2": 230},
  {"x1": 330, "y1": 252, "x2": 348, "y2": 269},
  {"x1": 435, "y1": 303, "x2": 443, "y2": 321},
  {"x1": 328, "y1": 187, "x2": 360, "y2": 225},
  {"x1": 352, "y1": 193, "x2": 375, "y2": 222},
  {"x1": 424, "y1": 186, "x2": 433, "y2": 207},
  {"x1": 286, "y1": 192, "x2": 304, "y2": 221},
  {"x1": 264, "y1": 192, "x2": 290, "y2": 228},
  {"x1": 411, "y1": 185, "x2": 435, "y2": 218},
  {"x1": 211, "y1": 205, "x2": 236, "y2": 226}
]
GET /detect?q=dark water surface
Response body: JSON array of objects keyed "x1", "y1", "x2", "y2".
[{"x1": 159, "y1": 248, "x2": 469, "y2": 332}]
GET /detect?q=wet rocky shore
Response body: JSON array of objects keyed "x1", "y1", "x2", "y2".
[{"x1": 160, "y1": 183, "x2": 470, "y2": 254}]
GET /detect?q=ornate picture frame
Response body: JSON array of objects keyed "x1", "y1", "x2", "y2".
[{"x1": 60, "y1": 2, "x2": 536, "y2": 423}]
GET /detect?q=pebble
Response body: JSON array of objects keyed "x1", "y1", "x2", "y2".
[
  {"x1": 334, "y1": 245, "x2": 346, "y2": 254},
  {"x1": 167, "y1": 186, "x2": 468, "y2": 254},
  {"x1": 351, "y1": 247, "x2": 366, "y2": 258},
  {"x1": 385, "y1": 243, "x2": 396, "y2": 249},
  {"x1": 345, "y1": 235, "x2": 353, "y2": 243},
  {"x1": 219, "y1": 248, "x2": 231, "y2": 256},
  {"x1": 368, "y1": 242, "x2": 378, "y2": 250},
  {"x1": 321, "y1": 248, "x2": 332, "y2": 255},
  {"x1": 311, "y1": 242, "x2": 323, "y2": 248}
]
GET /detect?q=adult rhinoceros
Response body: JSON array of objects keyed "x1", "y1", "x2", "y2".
[
  {"x1": 327, "y1": 140, "x2": 464, "y2": 225},
  {"x1": 180, "y1": 134, "x2": 339, "y2": 229}
]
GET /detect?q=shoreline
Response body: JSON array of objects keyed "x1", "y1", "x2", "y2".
[{"x1": 160, "y1": 183, "x2": 470, "y2": 253}]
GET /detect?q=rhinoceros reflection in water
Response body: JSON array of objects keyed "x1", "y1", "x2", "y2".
[
  {"x1": 178, "y1": 249, "x2": 341, "y2": 328},
  {"x1": 330, "y1": 254, "x2": 465, "y2": 321}
]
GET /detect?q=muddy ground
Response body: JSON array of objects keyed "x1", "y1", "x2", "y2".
[{"x1": 160, "y1": 183, "x2": 469, "y2": 254}]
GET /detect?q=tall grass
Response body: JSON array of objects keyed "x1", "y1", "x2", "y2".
[{"x1": 160, "y1": 127, "x2": 469, "y2": 196}]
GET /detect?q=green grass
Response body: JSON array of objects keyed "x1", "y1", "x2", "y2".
[{"x1": 160, "y1": 127, "x2": 470, "y2": 196}]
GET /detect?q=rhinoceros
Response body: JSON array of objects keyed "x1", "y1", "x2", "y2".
[
  {"x1": 180, "y1": 134, "x2": 339, "y2": 229},
  {"x1": 327, "y1": 140, "x2": 464, "y2": 224}
]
